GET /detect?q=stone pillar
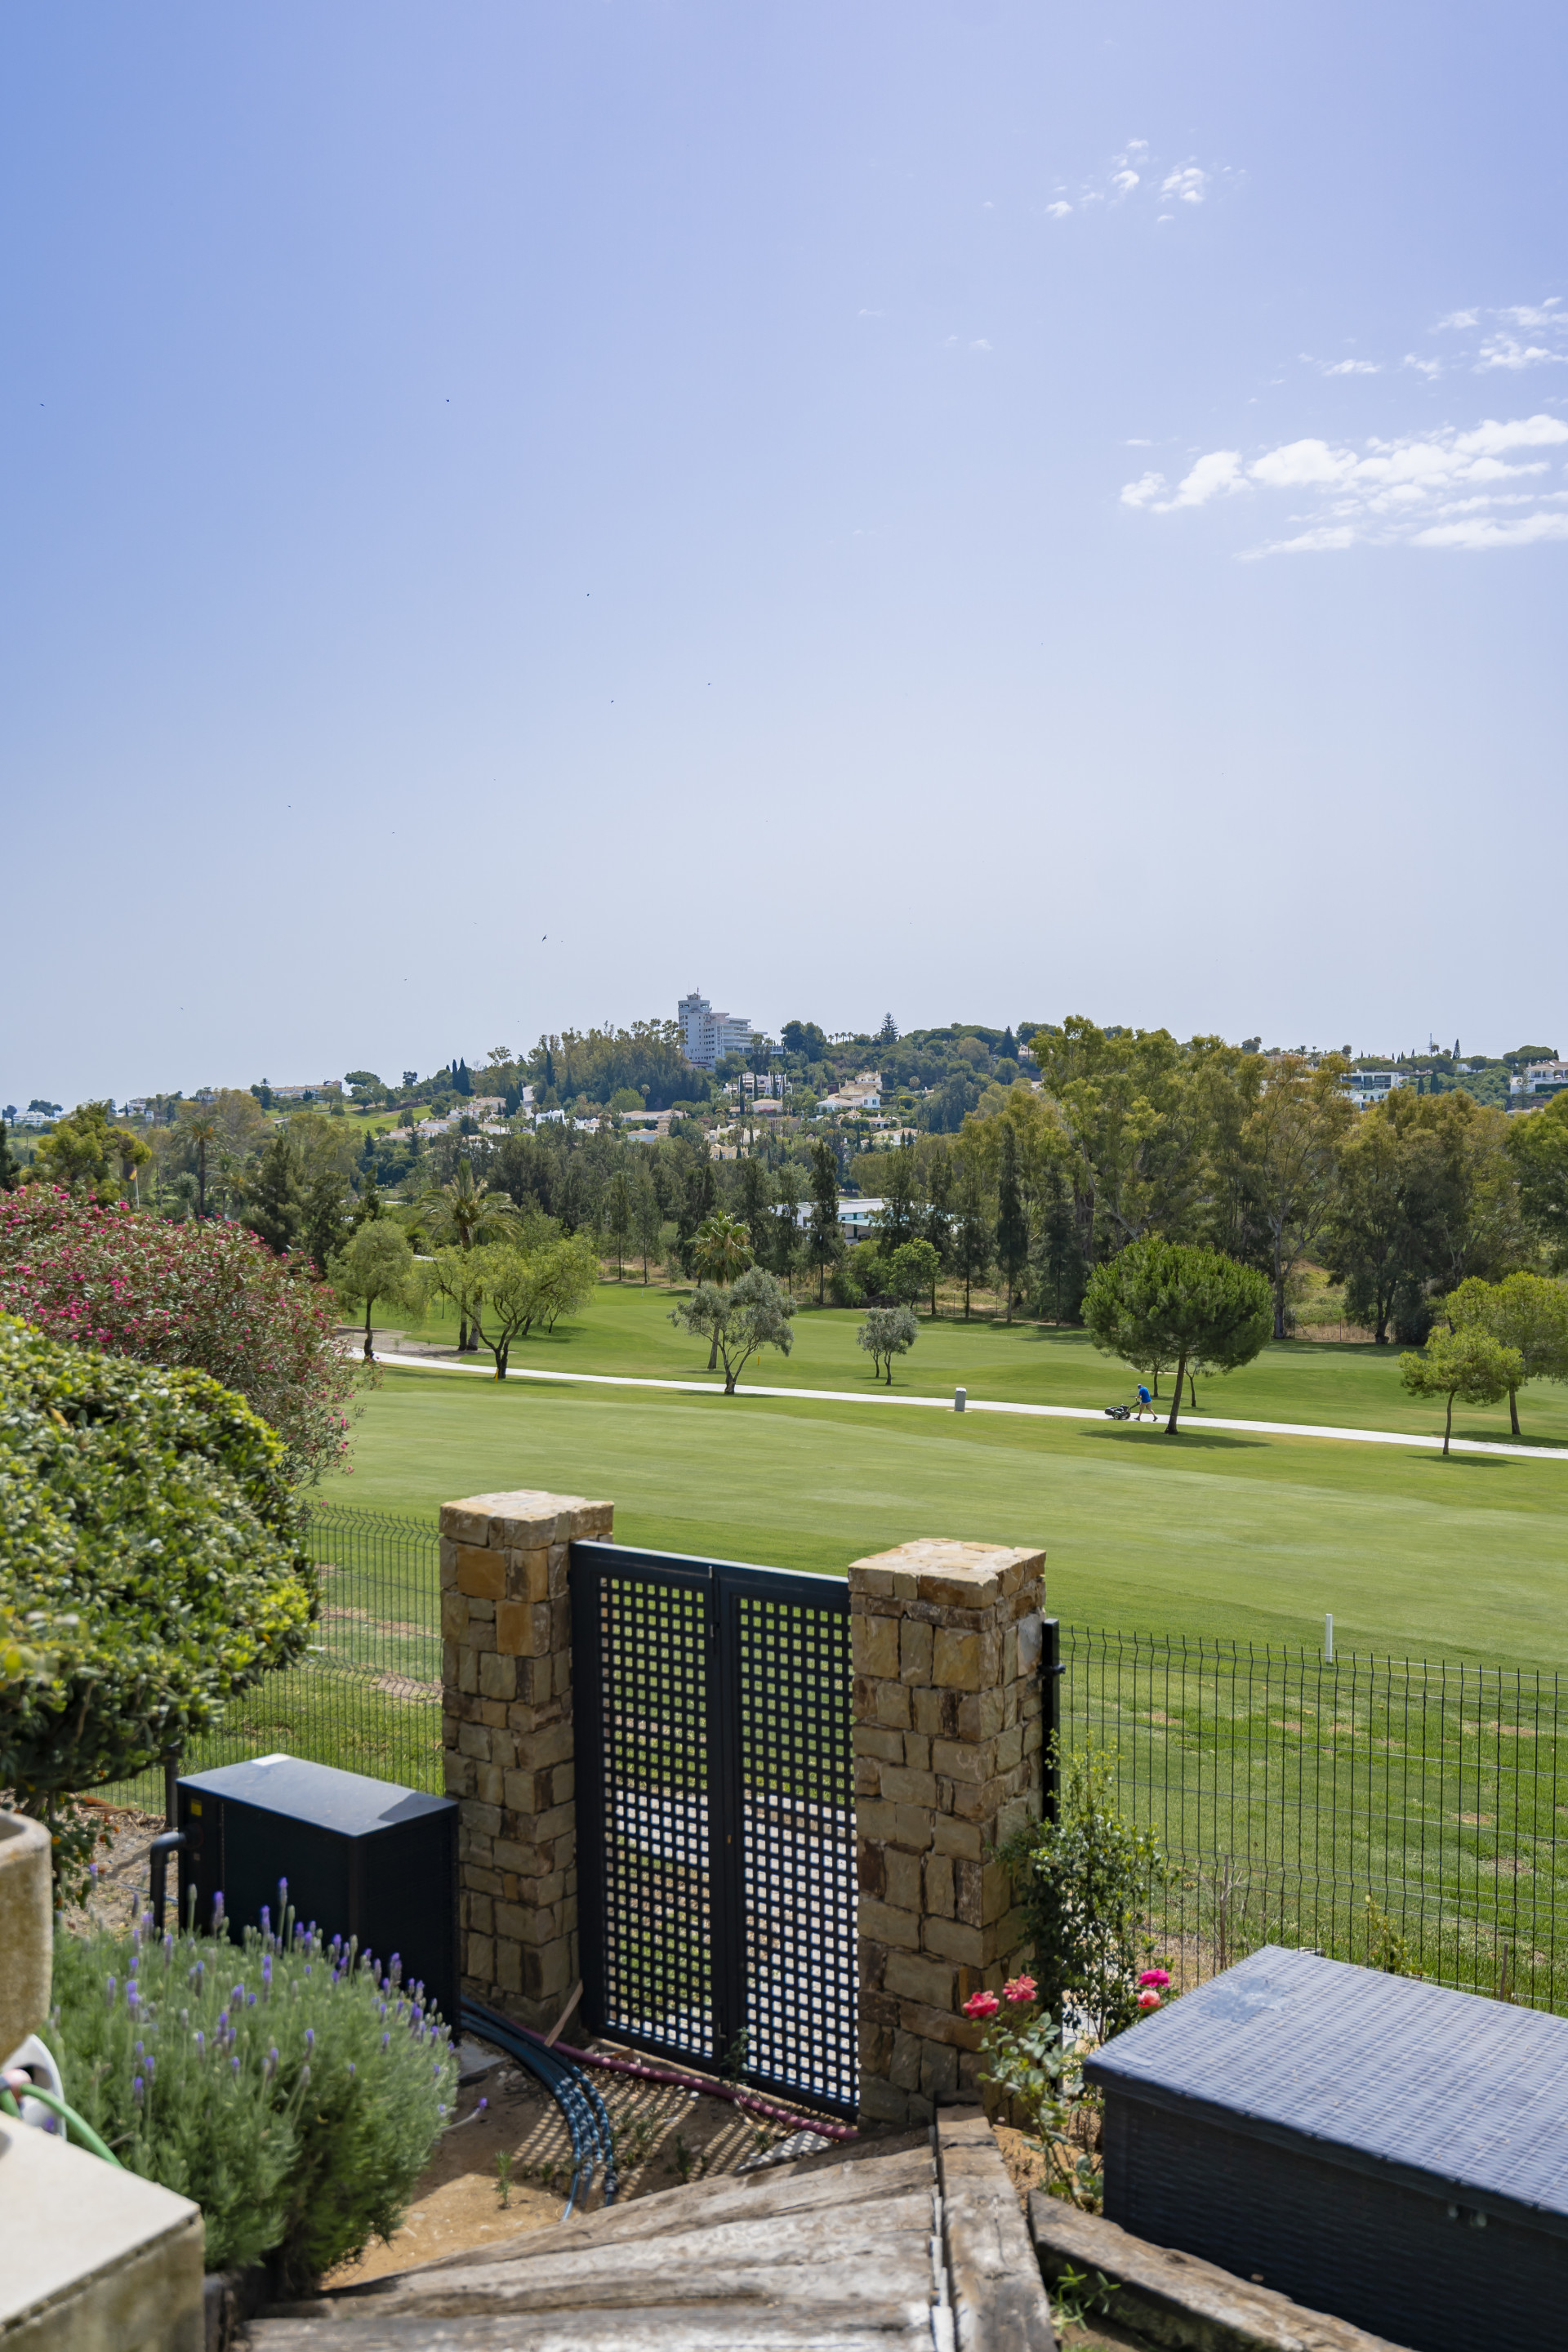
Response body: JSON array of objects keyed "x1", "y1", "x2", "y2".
[
  {"x1": 851, "y1": 1537, "x2": 1045, "y2": 2127},
  {"x1": 439, "y1": 1487, "x2": 612, "y2": 2029}
]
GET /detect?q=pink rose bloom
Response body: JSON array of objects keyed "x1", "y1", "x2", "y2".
[
  {"x1": 1003, "y1": 1975, "x2": 1037, "y2": 2006},
  {"x1": 1138, "y1": 1989, "x2": 1162, "y2": 2011},
  {"x1": 1138, "y1": 1969, "x2": 1171, "y2": 1989},
  {"x1": 963, "y1": 1989, "x2": 1000, "y2": 2020}
]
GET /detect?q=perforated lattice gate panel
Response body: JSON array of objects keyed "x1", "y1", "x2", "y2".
[{"x1": 572, "y1": 1544, "x2": 857, "y2": 2119}]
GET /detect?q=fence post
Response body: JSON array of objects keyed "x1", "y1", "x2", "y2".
[
  {"x1": 850, "y1": 1537, "x2": 1045, "y2": 2128},
  {"x1": 439, "y1": 1487, "x2": 612, "y2": 2031},
  {"x1": 1040, "y1": 1616, "x2": 1062, "y2": 1826}
]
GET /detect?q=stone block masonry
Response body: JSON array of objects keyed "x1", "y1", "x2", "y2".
[
  {"x1": 439, "y1": 1488, "x2": 612, "y2": 2029},
  {"x1": 851, "y1": 1536, "x2": 1045, "y2": 2128}
]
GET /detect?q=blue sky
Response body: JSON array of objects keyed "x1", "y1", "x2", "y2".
[{"x1": 3, "y1": 2, "x2": 1564, "y2": 1105}]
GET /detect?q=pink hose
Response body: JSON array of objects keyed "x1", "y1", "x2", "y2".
[{"x1": 549, "y1": 2038, "x2": 858, "y2": 2141}]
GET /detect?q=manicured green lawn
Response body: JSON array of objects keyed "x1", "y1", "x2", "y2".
[
  {"x1": 385, "y1": 1280, "x2": 1568, "y2": 1449},
  {"x1": 334, "y1": 1362, "x2": 1568, "y2": 1672}
]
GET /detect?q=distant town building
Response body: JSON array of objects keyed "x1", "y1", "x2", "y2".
[
  {"x1": 272, "y1": 1080, "x2": 344, "y2": 1102},
  {"x1": 1511, "y1": 1060, "x2": 1568, "y2": 1103},
  {"x1": 814, "y1": 1071, "x2": 883, "y2": 1116},
  {"x1": 678, "y1": 990, "x2": 760, "y2": 1071},
  {"x1": 1341, "y1": 1070, "x2": 1406, "y2": 1110}
]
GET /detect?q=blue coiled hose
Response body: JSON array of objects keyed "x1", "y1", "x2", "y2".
[{"x1": 461, "y1": 1998, "x2": 617, "y2": 2218}]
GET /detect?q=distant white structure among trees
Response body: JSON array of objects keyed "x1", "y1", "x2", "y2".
[{"x1": 678, "y1": 989, "x2": 760, "y2": 1071}]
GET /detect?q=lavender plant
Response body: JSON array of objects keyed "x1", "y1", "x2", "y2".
[{"x1": 49, "y1": 1887, "x2": 456, "y2": 2287}]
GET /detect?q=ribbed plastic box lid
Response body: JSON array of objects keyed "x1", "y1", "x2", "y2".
[
  {"x1": 1085, "y1": 1944, "x2": 1568, "y2": 2233},
  {"x1": 183, "y1": 1753, "x2": 452, "y2": 1837}
]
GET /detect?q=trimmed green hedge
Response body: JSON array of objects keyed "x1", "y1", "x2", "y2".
[{"x1": 0, "y1": 1314, "x2": 315, "y2": 1858}]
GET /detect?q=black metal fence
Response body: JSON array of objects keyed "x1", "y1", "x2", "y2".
[
  {"x1": 99, "y1": 1507, "x2": 1568, "y2": 2020},
  {"x1": 1062, "y1": 1628, "x2": 1568, "y2": 2012}
]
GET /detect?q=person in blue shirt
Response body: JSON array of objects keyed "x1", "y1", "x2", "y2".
[{"x1": 1134, "y1": 1383, "x2": 1152, "y2": 1420}]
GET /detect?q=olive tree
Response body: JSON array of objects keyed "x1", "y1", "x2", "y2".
[
  {"x1": 858, "y1": 1304, "x2": 918, "y2": 1384},
  {"x1": 329, "y1": 1218, "x2": 424, "y2": 1361},
  {"x1": 1401, "y1": 1325, "x2": 1522, "y2": 1456},
  {"x1": 670, "y1": 1267, "x2": 795, "y2": 1393}
]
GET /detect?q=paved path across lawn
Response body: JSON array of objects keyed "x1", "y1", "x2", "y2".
[{"x1": 369, "y1": 1347, "x2": 1568, "y2": 1464}]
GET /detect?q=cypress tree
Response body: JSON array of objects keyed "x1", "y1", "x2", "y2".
[{"x1": 245, "y1": 1133, "x2": 305, "y2": 1256}]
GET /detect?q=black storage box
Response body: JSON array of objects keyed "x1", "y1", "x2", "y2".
[
  {"x1": 1085, "y1": 1945, "x2": 1568, "y2": 2352},
  {"x1": 176, "y1": 1755, "x2": 460, "y2": 2032}
]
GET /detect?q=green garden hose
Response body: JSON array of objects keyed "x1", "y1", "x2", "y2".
[{"x1": 0, "y1": 2082, "x2": 122, "y2": 2167}]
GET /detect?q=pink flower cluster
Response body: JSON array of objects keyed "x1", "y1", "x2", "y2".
[
  {"x1": 1138, "y1": 1967, "x2": 1171, "y2": 2012},
  {"x1": 963, "y1": 1973, "x2": 1037, "y2": 2021}
]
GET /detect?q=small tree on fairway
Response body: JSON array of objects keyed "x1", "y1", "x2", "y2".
[
  {"x1": 889, "y1": 1236, "x2": 942, "y2": 1316},
  {"x1": 1085, "y1": 1236, "x2": 1273, "y2": 1434},
  {"x1": 1401, "y1": 1325, "x2": 1523, "y2": 1456},
  {"x1": 806, "y1": 1140, "x2": 843, "y2": 1305},
  {"x1": 858, "y1": 1303, "x2": 918, "y2": 1383},
  {"x1": 670, "y1": 1267, "x2": 795, "y2": 1392},
  {"x1": 1444, "y1": 1272, "x2": 1568, "y2": 1438},
  {"x1": 329, "y1": 1219, "x2": 422, "y2": 1361},
  {"x1": 691, "y1": 1209, "x2": 754, "y2": 1366}
]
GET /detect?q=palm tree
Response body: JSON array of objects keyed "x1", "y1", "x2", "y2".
[
  {"x1": 179, "y1": 1110, "x2": 219, "y2": 1219},
  {"x1": 690, "y1": 1209, "x2": 753, "y2": 1369},
  {"x1": 406, "y1": 1163, "x2": 522, "y2": 1351}
]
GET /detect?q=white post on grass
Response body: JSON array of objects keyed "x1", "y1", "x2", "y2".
[
  {"x1": 1325, "y1": 1614, "x2": 1334, "y2": 1664},
  {"x1": 954, "y1": 1387, "x2": 967, "y2": 1413}
]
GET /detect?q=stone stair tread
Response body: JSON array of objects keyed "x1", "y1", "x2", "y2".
[
  {"x1": 249, "y1": 2305, "x2": 934, "y2": 2348},
  {"x1": 339, "y1": 2147, "x2": 936, "y2": 2289}
]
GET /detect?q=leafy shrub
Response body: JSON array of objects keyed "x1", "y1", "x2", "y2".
[
  {"x1": 0, "y1": 1316, "x2": 314, "y2": 1887},
  {"x1": 826, "y1": 1263, "x2": 865, "y2": 1308},
  {"x1": 51, "y1": 1900, "x2": 456, "y2": 2287},
  {"x1": 999, "y1": 1742, "x2": 1169, "y2": 2042},
  {"x1": 0, "y1": 1188, "x2": 355, "y2": 1482}
]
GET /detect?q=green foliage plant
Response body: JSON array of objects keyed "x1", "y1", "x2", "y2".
[
  {"x1": 999, "y1": 1741, "x2": 1169, "y2": 2044},
  {"x1": 670, "y1": 1266, "x2": 795, "y2": 1392},
  {"x1": 1084, "y1": 1236, "x2": 1272, "y2": 1433},
  {"x1": 0, "y1": 1316, "x2": 314, "y2": 1893},
  {"x1": 1443, "y1": 1271, "x2": 1568, "y2": 1437},
  {"x1": 329, "y1": 1218, "x2": 423, "y2": 1362},
  {"x1": 964, "y1": 1975, "x2": 1102, "y2": 2208},
  {"x1": 889, "y1": 1236, "x2": 942, "y2": 1316},
  {"x1": 1399, "y1": 1324, "x2": 1522, "y2": 1455},
  {"x1": 857, "y1": 1303, "x2": 918, "y2": 1383},
  {"x1": 51, "y1": 1899, "x2": 456, "y2": 2287}
]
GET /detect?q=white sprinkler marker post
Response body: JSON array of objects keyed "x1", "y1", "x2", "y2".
[
  {"x1": 1325, "y1": 1614, "x2": 1334, "y2": 1664},
  {"x1": 954, "y1": 1387, "x2": 967, "y2": 1413}
]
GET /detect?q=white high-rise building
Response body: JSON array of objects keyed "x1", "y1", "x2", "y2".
[{"x1": 678, "y1": 990, "x2": 759, "y2": 1070}]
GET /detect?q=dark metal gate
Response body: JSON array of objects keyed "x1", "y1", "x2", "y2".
[{"x1": 571, "y1": 1542, "x2": 857, "y2": 2119}]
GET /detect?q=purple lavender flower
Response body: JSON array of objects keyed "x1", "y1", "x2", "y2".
[
  {"x1": 132, "y1": 2076, "x2": 144, "y2": 2106},
  {"x1": 305, "y1": 2029, "x2": 314, "y2": 2052},
  {"x1": 194, "y1": 2032, "x2": 205, "y2": 2056},
  {"x1": 381, "y1": 2032, "x2": 390, "y2": 2051},
  {"x1": 127, "y1": 1984, "x2": 140, "y2": 2018},
  {"x1": 347, "y1": 2062, "x2": 355, "y2": 2079},
  {"x1": 212, "y1": 1891, "x2": 225, "y2": 1927},
  {"x1": 231, "y1": 2056, "x2": 240, "y2": 2076},
  {"x1": 264, "y1": 2047, "x2": 278, "y2": 2082},
  {"x1": 105, "y1": 1975, "x2": 117, "y2": 2009}
]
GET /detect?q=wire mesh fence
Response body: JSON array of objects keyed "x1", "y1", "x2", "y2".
[
  {"x1": 94, "y1": 1508, "x2": 1568, "y2": 2017},
  {"x1": 100, "y1": 1503, "x2": 443, "y2": 1813},
  {"x1": 1062, "y1": 1628, "x2": 1568, "y2": 2012}
]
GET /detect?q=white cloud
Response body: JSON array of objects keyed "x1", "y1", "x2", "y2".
[
  {"x1": 1125, "y1": 437, "x2": 1152, "y2": 447},
  {"x1": 969, "y1": 338, "x2": 992, "y2": 352},
  {"x1": 1476, "y1": 334, "x2": 1566, "y2": 372},
  {"x1": 1437, "y1": 310, "x2": 1480, "y2": 330},
  {"x1": 858, "y1": 308, "x2": 886, "y2": 318},
  {"x1": 1501, "y1": 301, "x2": 1562, "y2": 327},
  {"x1": 1322, "y1": 358, "x2": 1379, "y2": 376},
  {"x1": 1402, "y1": 354, "x2": 1444, "y2": 379},
  {"x1": 1136, "y1": 451, "x2": 1245, "y2": 510},
  {"x1": 1160, "y1": 165, "x2": 1209, "y2": 205},
  {"x1": 1412, "y1": 510, "x2": 1568, "y2": 550},
  {"x1": 1049, "y1": 143, "x2": 1231, "y2": 225},
  {"x1": 1122, "y1": 413, "x2": 1568, "y2": 552}
]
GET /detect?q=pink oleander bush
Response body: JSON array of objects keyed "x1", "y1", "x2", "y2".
[{"x1": 0, "y1": 1188, "x2": 354, "y2": 1482}]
